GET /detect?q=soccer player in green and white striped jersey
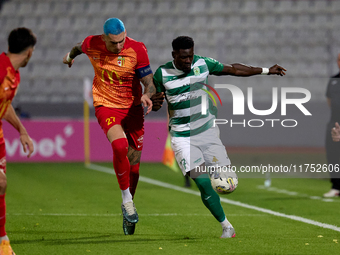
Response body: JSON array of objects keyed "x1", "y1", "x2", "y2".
[{"x1": 152, "y1": 36, "x2": 286, "y2": 238}]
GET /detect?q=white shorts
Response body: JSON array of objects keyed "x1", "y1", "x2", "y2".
[{"x1": 171, "y1": 126, "x2": 231, "y2": 175}]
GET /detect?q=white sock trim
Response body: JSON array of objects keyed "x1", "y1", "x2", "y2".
[
  {"x1": 220, "y1": 218, "x2": 232, "y2": 228},
  {"x1": 121, "y1": 188, "x2": 133, "y2": 204}
]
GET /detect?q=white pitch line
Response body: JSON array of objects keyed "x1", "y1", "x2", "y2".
[
  {"x1": 86, "y1": 163, "x2": 340, "y2": 233},
  {"x1": 257, "y1": 185, "x2": 338, "y2": 203}
]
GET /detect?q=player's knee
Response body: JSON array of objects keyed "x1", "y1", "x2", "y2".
[{"x1": 111, "y1": 138, "x2": 129, "y2": 160}]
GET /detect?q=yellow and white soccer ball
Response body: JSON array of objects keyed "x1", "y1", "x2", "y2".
[{"x1": 210, "y1": 168, "x2": 238, "y2": 195}]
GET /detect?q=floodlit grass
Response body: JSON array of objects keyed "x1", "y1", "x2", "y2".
[{"x1": 5, "y1": 152, "x2": 340, "y2": 254}]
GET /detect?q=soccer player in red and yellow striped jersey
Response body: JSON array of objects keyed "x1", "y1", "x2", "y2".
[
  {"x1": 63, "y1": 18, "x2": 155, "y2": 235},
  {"x1": 0, "y1": 27, "x2": 36, "y2": 255}
]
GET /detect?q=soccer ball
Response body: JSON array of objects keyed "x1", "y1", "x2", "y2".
[{"x1": 210, "y1": 169, "x2": 238, "y2": 195}]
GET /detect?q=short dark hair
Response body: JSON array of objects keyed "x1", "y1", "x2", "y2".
[
  {"x1": 8, "y1": 27, "x2": 37, "y2": 54},
  {"x1": 172, "y1": 36, "x2": 194, "y2": 51}
]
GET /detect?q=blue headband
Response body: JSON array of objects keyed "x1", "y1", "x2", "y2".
[{"x1": 103, "y1": 18, "x2": 125, "y2": 35}]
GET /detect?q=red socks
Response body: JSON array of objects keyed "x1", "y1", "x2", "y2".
[
  {"x1": 0, "y1": 194, "x2": 6, "y2": 237},
  {"x1": 111, "y1": 138, "x2": 130, "y2": 191},
  {"x1": 111, "y1": 138, "x2": 140, "y2": 198},
  {"x1": 129, "y1": 163, "x2": 140, "y2": 198}
]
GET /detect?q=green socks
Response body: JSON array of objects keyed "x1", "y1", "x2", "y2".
[{"x1": 193, "y1": 174, "x2": 226, "y2": 222}]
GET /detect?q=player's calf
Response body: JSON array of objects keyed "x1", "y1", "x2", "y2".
[{"x1": 111, "y1": 138, "x2": 130, "y2": 190}]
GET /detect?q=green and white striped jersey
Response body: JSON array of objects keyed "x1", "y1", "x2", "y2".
[{"x1": 154, "y1": 55, "x2": 224, "y2": 137}]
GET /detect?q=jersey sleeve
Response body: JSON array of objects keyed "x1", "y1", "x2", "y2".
[
  {"x1": 135, "y1": 42, "x2": 153, "y2": 78},
  {"x1": 153, "y1": 67, "x2": 165, "y2": 93},
  {"x1": 201, "y1": 56, "x2": 224, "y2": 75},
  {"x1": 81, "y1": 36, "x2": 93, "y2": 54}
]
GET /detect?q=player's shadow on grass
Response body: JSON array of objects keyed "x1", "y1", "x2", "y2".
[{"x1": 10, "y1": 231, "x2": 196, "y2": 245}]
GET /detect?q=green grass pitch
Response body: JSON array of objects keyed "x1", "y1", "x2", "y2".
[{"x1": 5, "y1": 152, "x2": 340, "y2": 255}]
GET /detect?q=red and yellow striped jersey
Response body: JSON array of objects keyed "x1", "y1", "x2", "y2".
[
  {"x1": 0, "y1": 52, "x2": 20, "y2": 141},
  {"x1": 82, "y1": 36, "x2": 152, "y2": 109}
]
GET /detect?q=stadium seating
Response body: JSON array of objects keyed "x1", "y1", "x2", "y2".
[{"x1": 0, "y1": 0, "x2": 338, "y2": 106}]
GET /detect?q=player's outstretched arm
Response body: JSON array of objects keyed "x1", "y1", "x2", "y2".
[
  {"x1": 331, "y1": 122, "x2": 340, "y2": 142},
  {"x1": 219, "y1": 63, "x2": 286, "y2": 77},
  {"x1": 3, "y1": 105, "x2": 34, "y2": 158},
  {"x1": 62, "y1": 42, "x2": 83, "y2": 68},
  {"x1": 140, "y1": 73, "x2": 156, "y2": 115}
]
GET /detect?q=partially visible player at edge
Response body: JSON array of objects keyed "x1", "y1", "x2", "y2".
[
  {"x1": 0, "y1": 27, "x2": 36, "y2": 255},
  {"x1": 151, "y1": 36, "x2": 286, "y2": 238},
  {"x1": 62, "y1": 18, "x2": 155, "y2": 235},
  {"x1": 324, "y1": 53, "x2": 340, "y2": 198}
]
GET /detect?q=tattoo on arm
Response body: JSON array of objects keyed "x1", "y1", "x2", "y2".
[
  {"x1": 140, "y1": 73, "x2": 156, "y2": 97},
  {"x1": 69, "y1": 42, "x2": 83, "y2": 59},
  {"x1": 127, "y1": 146, "x2": 142, "y2": 165}
]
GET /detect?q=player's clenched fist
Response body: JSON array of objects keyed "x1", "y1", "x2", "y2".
[{"x1": 62, "y1": 52, "x2": 75, "y2": 68}]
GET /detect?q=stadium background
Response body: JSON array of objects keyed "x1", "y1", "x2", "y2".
[{"x1": 0, "y1": 0, "x2": 338, "y2": 160}]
